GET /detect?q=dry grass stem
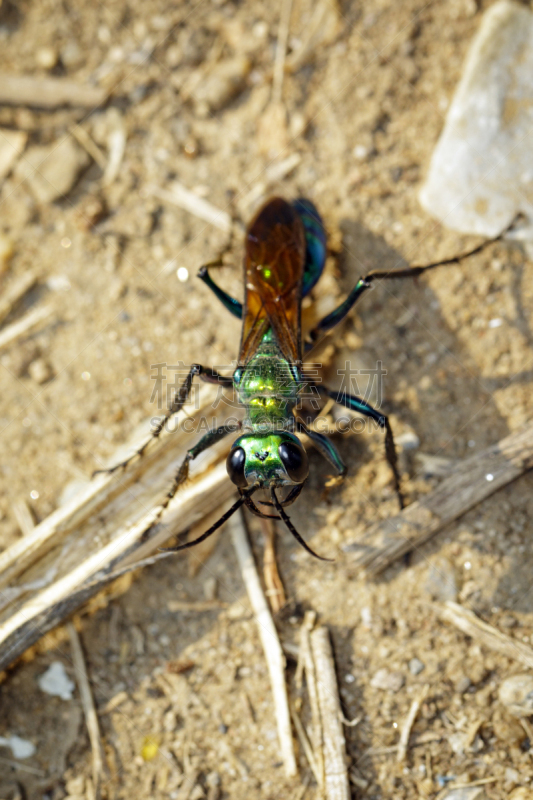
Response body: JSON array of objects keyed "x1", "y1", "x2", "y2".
[
  {"x1": 67, "y1": 623, "x2": 106, "y2": 798},
  {"x1": 229, "y1": 509, "x2": 297, "y2": 777},
  {"x1": 261, "y1": 518, "x2": 286, "y2": 613},
  {"x1": 396, "y1": 684, "x2": 429, "y2": 763},
  {"x1": 0, "y1": 304, "x2": 52, "y2": 350}
]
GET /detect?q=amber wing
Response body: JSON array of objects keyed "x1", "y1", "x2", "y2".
[{"x1": 239, "y1": 198, "x2": 306, "y2": 366}]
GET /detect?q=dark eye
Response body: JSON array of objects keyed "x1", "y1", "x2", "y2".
[
  {"x1": 279, "y1": 441, "x2": 309, "y2": 483},
  {"x1": 226, "y1": 447, "x2": 248, "y2": 487}
]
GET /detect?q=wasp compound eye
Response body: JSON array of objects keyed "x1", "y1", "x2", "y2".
[
  {"x1": 226, "y1": 446, "x2": 248, "y2": 487},
  {"x1": 279, "y1": 441, "x2": 309, "y2": 484}
]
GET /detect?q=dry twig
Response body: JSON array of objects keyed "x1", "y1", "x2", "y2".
[
  {"x1": 146, "y1": 182, "x2": 232, "y2": 234},
  {"x1": 0, "y1": 304, "x2": 52, "y2": 350},
  {"x1": 261, "y1": 518, "x2": 286, "y2": 613},
  {"x1": 396, "y1": 684, "x2": 429, "y2": 763},
  {"x1": 68, "y1": 623, "x2": 106, "y2": 798},
  {"x1": 0, "y1": 74, "x2": 108, "y2": 108},
  {"x1": 346, "y1": 423, "x2": 533, "y2": 575},
  {"x1": 229, "y1": 509, "x2": 297, "y2": 777},
  {"x1": 438, "y1": 600, "x2": 533, "y2": 669},
  {"x1": 310, "y1": 627, "x2": 350, "y2": 800},
  {"x1": 0, "y1": 271, "x2": 38, "y2": 326}
]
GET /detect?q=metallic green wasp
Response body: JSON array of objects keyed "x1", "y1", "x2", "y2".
[{"x1": 105, "y1": 197, "x2": 508, "y2": 558}]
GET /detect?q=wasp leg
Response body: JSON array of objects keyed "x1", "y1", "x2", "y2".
[
  {"x1": 144, "y1": 422, "x2": 241, "y2": 542},
  {"x1": 362, "y1": 218, "x2": 514, "y2": 285},
  {"x1": 306, "y1": 219, "x2": 514, "y2": 350},
  {"x1": 311, "y1": 385, "x2": 404, "y2": 510},
  {"x1": 197, "y1": 266, "x2": 243, "y2": 320},
  {"x1": 306, "y1": 279, "x2": 370, "y2": 348},
  {"x1": 296, "y1": 420, "x2": 347, "y2": 479},
  {"x1": 93, "y1": 364, "x2": 233, "y2": 476}
]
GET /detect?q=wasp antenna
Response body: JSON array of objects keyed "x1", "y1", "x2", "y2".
[
  {"x1": 160, "y1": 492, "x2": 247, "y2": 553},
  {"x1": 271, "y1": 488, "x2": 333, "y2": 562}
]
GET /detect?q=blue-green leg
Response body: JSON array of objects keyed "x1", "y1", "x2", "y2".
[
  {"x1": 198, "y1": 265, "x2": 243, "y2": 320},
  {"x1": 316, "y1": 385, "x2": 404, "y2": 509},
  {"x1": 306, "y1": 279, "x2": 370, "y2": 348},
  {"x1": 307, "y1": 220, "x2": 514, "y2": 349},
  {"x1": 296, "y1": 421, "x2": 347, "y2": 477}
]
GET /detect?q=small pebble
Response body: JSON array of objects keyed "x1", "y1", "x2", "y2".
[
  {"x1": 15, "y1": 137, "x2": 90, "y2": 204},
  {"x1": 438, "y1": 789, "x2": 489, "y2": 800},
  {"x1": 396, "y1": 431, "x2": 420, "y2": 451},
  {"x1": 28, "y1": 357, "x2": 53, "y2": 385},
  {"x1": 504, "y1": 767, "x2": 520, "y2": 787},
  {"x1": 65, "y1": 777, "x2": 85, "y2": 795},
  {"x1": 408, "y1": 657, "x2": 425, "y2": 675},
  {"x1": 455, "y1": 675, "x2": 472, "y2": 694},
  {"x1": 37, "y1": 661, "x2": 75, "y2": 700},
  {"x1": 35, "y1": 46, "x2": 58, "y2": 70},
  {"x1": 499, "y1": 674, "x2": 533, "y2": 717},
  {"x1": 370, "y1": 668, "x2": 405, "y2": 693},
  {"x1": 425, "y1": 557, "x2": 457, "y2": 602}
]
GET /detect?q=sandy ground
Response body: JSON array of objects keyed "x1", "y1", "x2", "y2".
[{"x1": 1, "y1": 0, "x2": 533, "y2": 798}]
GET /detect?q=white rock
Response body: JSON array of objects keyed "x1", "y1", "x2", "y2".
[
  {"x1": 37, "y1": 661, "x2": 75, "y2": 700},
  {"x1": 419, "y1": 1, "x2": 533, "y2": 240},
  {"x1": 439, "y1": 789, "x2": 489, "y2": 800},
  {"x1": 15, "y1": 136, "x2": 90, "y2": 204},
  {"x1": 498, "y1": 673, "x2": 533, "y2": 717},
  {"x1": 0, "y1": 734, "x2": 36, "y2": 759}
]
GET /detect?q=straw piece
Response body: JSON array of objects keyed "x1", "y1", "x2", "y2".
[
  {"x1": 0, "y1": 304, "x2": 52, "y2": 350},
  {"x1": 0, "y1": 74, "x2": 108, "y2": 109},
  {"x1": 11, "y1": 498, "x2": 35, "y2": 536},
  {"x1": 229, "y1": 508, "x2": 297, "y2": 777},
  {"x1": 396, "y1": 685, "x2": 429, "y2": 763},
  {"x1": 290, "y1": 705, "x2": 322, "y2": 785},
  {"x1": 146, "y1": 182, "x2": 232, "y2": 234},
  {"x1": 68, "y1": 623, "x2": 106, "y2": 799},
  {"x1": 0, "y1": 128, "x2": 27, "y2": 181}
]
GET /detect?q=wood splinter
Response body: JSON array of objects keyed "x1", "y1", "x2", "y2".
[{"x1": 297, "y1": 613, "x2": 350, "y2": 800}]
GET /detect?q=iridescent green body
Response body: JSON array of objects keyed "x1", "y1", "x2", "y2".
[{"x1": 128, "y1": 196, "x2": 504, "y2": 558}]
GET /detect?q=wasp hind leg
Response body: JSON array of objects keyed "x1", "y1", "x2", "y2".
[{"x1": 306, "y1": 385, "x2": 404, "y2": 510}]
